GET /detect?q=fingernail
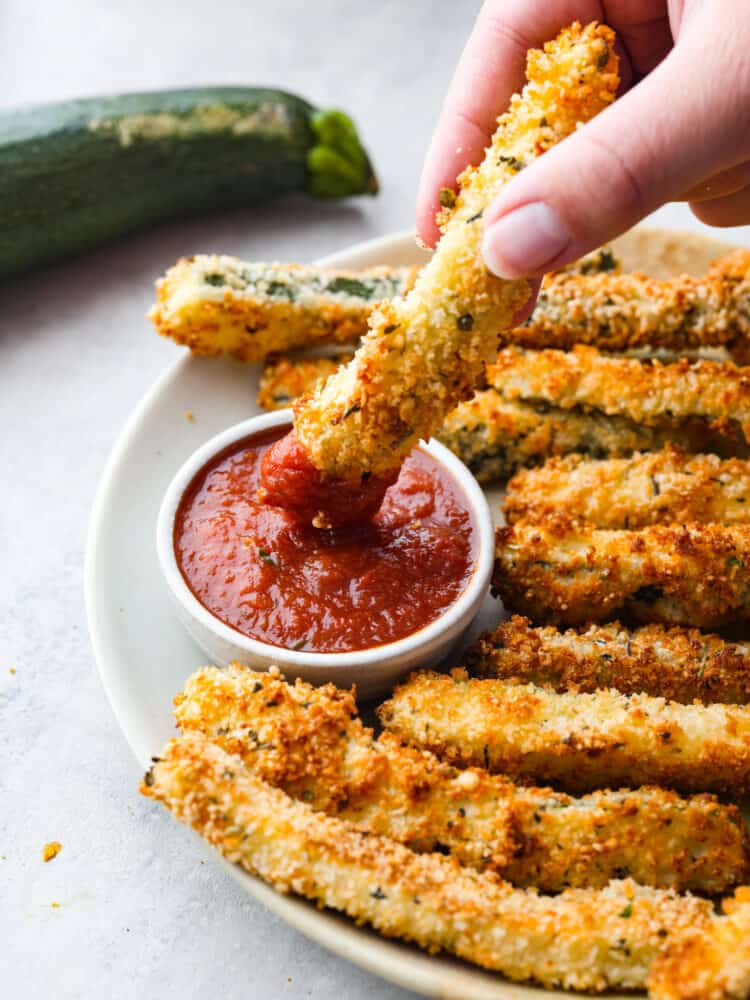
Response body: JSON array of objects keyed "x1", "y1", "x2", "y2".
[{"x1": 482, "y1": 202, "x2": 570, "y2": 277}]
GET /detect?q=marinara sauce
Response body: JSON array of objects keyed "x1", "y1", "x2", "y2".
[{"x1": 174, "y1": 425, "x2": 477, "y2": 653}]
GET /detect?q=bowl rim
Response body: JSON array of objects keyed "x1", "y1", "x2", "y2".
[{"x1": 156, "y1": 408, "x2": 494, "y2": 670}]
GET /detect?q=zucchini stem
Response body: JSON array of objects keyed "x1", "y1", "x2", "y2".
[{"x1": 307, "y1": 109, "x2": 378, "y2": 198}]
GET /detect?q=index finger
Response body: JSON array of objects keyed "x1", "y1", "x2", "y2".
[{"x1": 416, "y1": 0, "x2": 604, "y2": 247}]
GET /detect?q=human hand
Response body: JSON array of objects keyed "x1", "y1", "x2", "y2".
[{"x1": 417, "y1": 0, "x2": 750, "y2": 278}]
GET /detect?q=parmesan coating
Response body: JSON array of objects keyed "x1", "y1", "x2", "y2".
[
  {"x1": 152, "y1": 247, "x2": 619, "y2": 365},
  {"x1": 494, "y1": 345, "x2": 750, "y2": 443},
  {"x1": 259, "y1": 356, "x2": 748, "y2": 480},
  {"x1": 258, "y1": 353, "x2": 353, "y2": 411},
  {"x1": 515, "y1": 250, "x2": 750, "y2": 354},
  {"x1": 494, "y1": 515, "x2": 750, "y2": 628},
  {"x1": 293, "y1": 23, "x2": 619, "y2": 478},
  {"x1": 142, "y1": 732, "x2": 714, "y2": 993},
  {"x1": 149, "y1": 257, "x2": 417, "y2": 362},
  {"x1": 378, "y1": 668, "x2": 750, "y2": 795},
  {"x1": 649, "y1": 891, "x2": 750, "y2": 1000},
  {"x1": 468, "y1": 616, "x2": 750, "y2": 705},
  {"x1": 174, "y1": 665, "x2": 749, "y2": 893},
  {"x1": 505, "y1": 447, "x2": 750, "y2": 528}
]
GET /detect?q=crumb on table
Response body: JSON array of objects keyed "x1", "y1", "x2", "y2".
[{"x1": 42, "y1": 841, "x2": 62, "y2": 862}]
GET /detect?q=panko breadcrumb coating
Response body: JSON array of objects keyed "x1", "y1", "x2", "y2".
[
  {"x1": 494, "y1": 345, "x2": 750, "y2": 444},
  {"x1": 174, "y1": 665, "x2": 749, "y2": 893},
  {"x1": 142, "y1": 732, "x2": 714, "y2": 993},
  {"x1": 257, "y1": 353, "x2": 354, "y2": 411},
  {"x1": 149, "y1": 259, "x2": 417, "y2": 362},
  {"x1": 378, "y1": 668, "x2": 750, "y2": 795},
  {"x1": 468, "y1": 616, "x2": 750, "y2": 705},
  {"x1": 152, "y1": 247, "x2": 620, "y2": 365},
  {"x1": 293, "y1": 23, "x2": 619, "y2": 478},
  {"x1": 504, "y1": 447, "x2": 750, "y2": 528},
  {"x1": 516, "y1": 249, "x2": 750, "y2": 354},
  {"x1": 648, "y1": 890, "x2": 750, "y2": 1000},
  {"x1": 260, "y1": 357, "x2": 748, "y2": 481},
  {"x1": 494, "y1": 515, "x2": 750, "y2": 628}
]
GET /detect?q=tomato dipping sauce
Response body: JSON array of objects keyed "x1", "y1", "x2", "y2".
[{"x1": 174, "y1": 425, "x2": 478, "y2": 653}]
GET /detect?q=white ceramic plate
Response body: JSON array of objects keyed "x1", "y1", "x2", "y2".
[{"x1": 86, "y1": 221, "x2": 747, "y2": 1000}]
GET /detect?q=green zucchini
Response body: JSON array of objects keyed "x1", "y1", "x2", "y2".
[{"x1": 0, "y1": 88, "x2": 377, "y2": 278}]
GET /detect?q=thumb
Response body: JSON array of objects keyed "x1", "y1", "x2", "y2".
[{"x1": 481, "y1": 22, "x2": 750, "y2": 278}]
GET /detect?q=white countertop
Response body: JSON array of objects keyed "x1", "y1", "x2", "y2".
[{"x1": 1, "y1": 2, "x2": 479, "y2": 997}]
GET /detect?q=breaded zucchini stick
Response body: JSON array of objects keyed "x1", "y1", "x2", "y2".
[
  {"x1": 468, "y1": 615, "x2": 750, "y2": 705},
  {"x1": 293, "y1": 24, "x2": 619, "y2": 478},
  {"x1": 149, "y1": 257, "x2": 417, "y2": 362},
  {"x1": 516, "y1": 249, "x2": 750, "y2": 354},
  {"x1": 494, "y1": 345, "x2": 750, "y2": 443},
  {"x1": 648, "y1": 890, "x2": 750, "y2": 1000},
  {"x1": 378, "y1": 668, "x2": 750, "y2": 795},
  {"x1": 143, "y1": 732, "x2": 714, "y2": 993},
  {"x1": 505, "y1": 447, "x2": 750, "y2": 528},
  {"x1": 175, "y1": 665, "x2": 749, "y2": 892},
  {"x1": 260, "y1": 356, "x2": 746, "y2": 480},
  {"x1": 152, "y1": 246, "x2": 620, "y2": 364},
  {"x1": 494, "y1": 516, "x2": 750, "y2": 628}
]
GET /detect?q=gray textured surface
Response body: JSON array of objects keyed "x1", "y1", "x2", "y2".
[{"x1": 0, "y1": 2, "x2": 479, "y2": 998}]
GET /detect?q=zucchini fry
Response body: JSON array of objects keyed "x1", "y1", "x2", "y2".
[
  {"x1": 648, "y1": 890, "x2": 750, "y2": 1000},
  {"x1": 378, "y1": 669, "x2": 750, "y2": 795},
  {"x1": 153, "y1": 247, "x2": 620, "y2": 365},
  {"x1": 468, "y1": 616, "x2": 750, "y2": 705},
  {"x1": 494, "y1": 516, "x2": 750, "y2": 628},
  {"x1": 516, "y1": 249, "x2": 750, "y2": 354},
  {"x1": 175, "y1": 665, "x2": 749, "y2": 893},
  {"x1": 143, "y1": 732, "x2": 714, "y2": 993},
  {"x1": 149, "y1": 257, "x2": 417, "y2": 362},
  {"x1": 258, "y1": 353, "x2": 353, "y2": 411},
  {"x1": 259, "y1": 355, "x2": 748, "y2": 479},
  {"x1": 494, "y1": 346, "x2": 750, "y2": 443},
  {"x1": 505, "y1": 447, "x2": 750, "y2": 528},
  {"x1": 294, "y1": 23, "x2": 619, "y2": 478}
]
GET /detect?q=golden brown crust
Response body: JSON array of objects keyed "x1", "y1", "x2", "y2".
[
  {"x1": 515, "y1": 249, "x2": 750, "y2": 353},
  {"x1": 505, "y1": 447, "x2": 750, "y2": 528},
  {"x1": 648, "y1": 892, "x2": 750, "y2": 1000},
  {"x1": 143, "y1": 732, "x2": 714, "y2": 993},
  {"x1": 494, "y1": 515, "x2": 750, "y2": 628},
  {"x1": 257, "y1": 354, "x2": 353, "y2": 411},
  {"x1": 259, "y1": 356, "x2": 749, "y2": 479},
  {"x1": 378, "y1": 668, "x2": 750, "y2": 795},
  {"x1": 149, "y1": 259, "x2": 417, "y2": 362},
  {"x1": 493, "y1": 345, "x2": 750, "y2": 444},
  {"x1": 468, "y1": 615, "x2": 750, "y2": 705},
  {"x1": 294, "y1": 24, "x2": 619, "y2": 478},
  {"x1": 175, "y1": 665, "x2": 749, "y2": 893}
]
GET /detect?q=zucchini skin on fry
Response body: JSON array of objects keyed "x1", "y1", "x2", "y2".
[
  {"x1": 515, "y1": 249, "x2": 750, "y2": 354},
  {"x1": 143, "y1": 732, "x2": 714, "y2": 993},
  {"x1": 648, "y1": 891, "x2": 750, "y2": 1000},
  {"x1": 152, "y1": 246, "x2": 619, "y2": 363},
  {"x1": 378, "y1": 669, "x2": 750, "y2": 796},
  {"x1": 150, "y1": 258, "x2": 416, "y2": 362},
  {"x1": 494, "y1": 345, "x2": 750, "y2": 444},
  {"x1": 260, "y1": 356, "x2": 746, "y2": 481},
  {"x1": 468, "y1": 616, "x2": 750, "y2": 705},
  {"x1": 174, "y1": 665, "x2": 750, "y2": 893},
  {"x1": 504, "y1": 447, "x2": 750, "y2": 528},
  {"x1": 494, "y1": 516, "x2": 750, "y2": 628},
  {"x1": 294, "y1": 23, "x2": 619, "y2": 478}
]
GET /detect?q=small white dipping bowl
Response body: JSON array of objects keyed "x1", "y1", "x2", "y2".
[{"x1": 157, "y1": 409, "x2": 494, "y2": 700}]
